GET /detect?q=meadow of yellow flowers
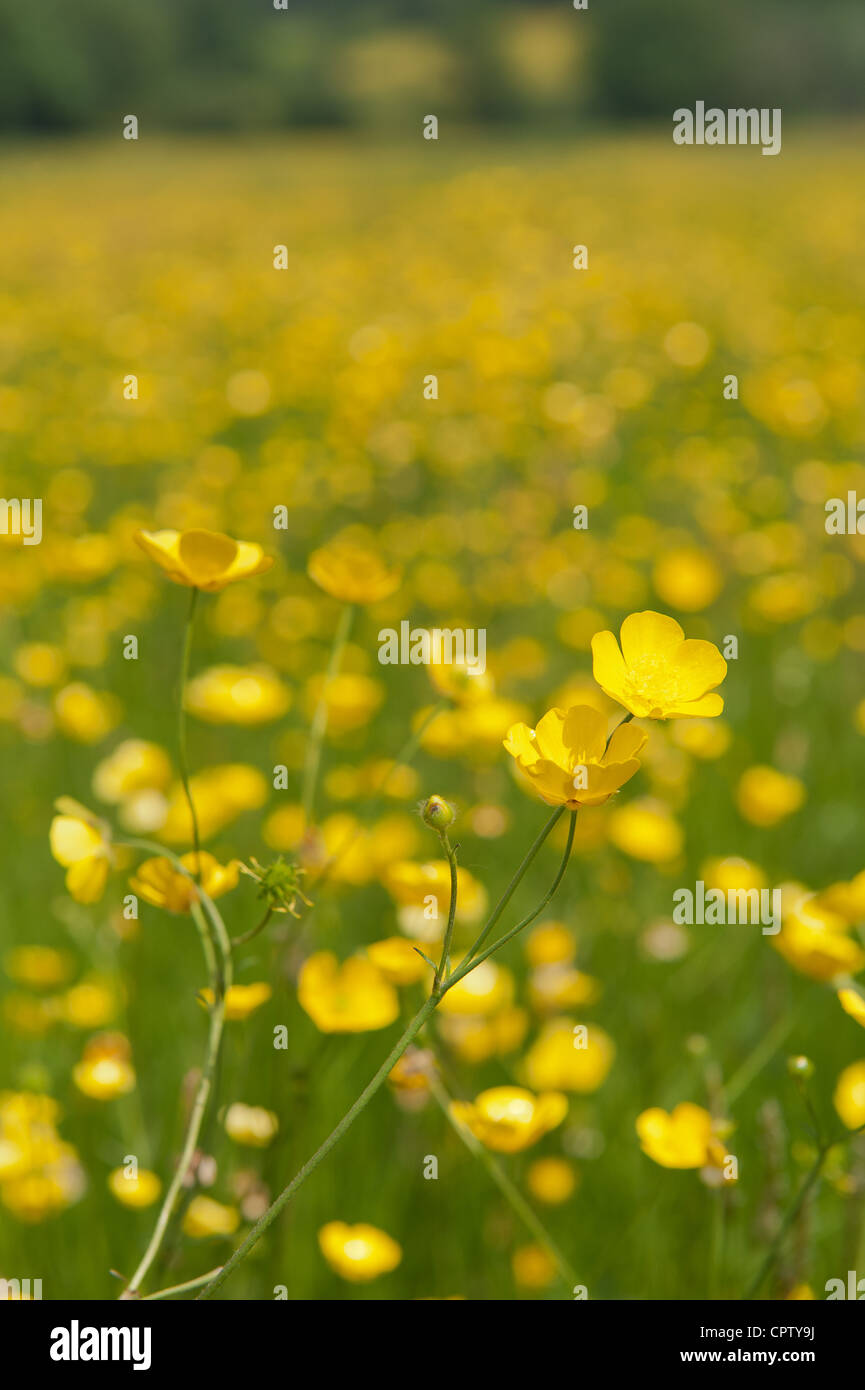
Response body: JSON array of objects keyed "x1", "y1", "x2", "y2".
[{"x1": 2, "y1": 128, "x2": 865, "y2": 1301}]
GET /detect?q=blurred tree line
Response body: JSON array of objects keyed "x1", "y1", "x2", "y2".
[{"x1": 1, "y1": 0, "x2": 863, "y2": 133}]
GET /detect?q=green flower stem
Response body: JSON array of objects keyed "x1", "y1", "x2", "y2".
[
  {"x1": 743, "y1": 1143, "x2": 830, "y2": 1300},
  {"x1": 302, "y1": 602, "x2": 354, "y2": 825},
  {"x1": 197, "y1": 806, "x2": 576, "y2": 1300},
  {"x1": 232, "y1": 906, "x2": 274, "y2": 948},
  {"x1": 139, "y1": 1266, "x2": 223, "y2": 1301},
  {"x1": 125, "y1": 899, "x2": 227, "y2": 1296},
  {"x1": 447, "y1": 810, "x2": 576, "y2": 988},
  {"x1": 433, "y1": 829, "x2": 458, "y2": 994},
  {"x1": 428, "y1": 1075, "x2": 579, "y2": 1292},
  {"x1": 604, "y1": 710, "x2": 634, "y2": 754},
  {"x1": 177, "y1": 587, "x2": 202, "y2": 879},
  {"x1": 459, "y1": 805, "x2": 566, "y2": 969}
]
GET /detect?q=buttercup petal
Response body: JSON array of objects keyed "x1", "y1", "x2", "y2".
[{"x1": 619, "y1": 611, "x2": 684, "y2": 665}]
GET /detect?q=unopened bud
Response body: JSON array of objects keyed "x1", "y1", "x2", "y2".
[
  {"x1": 421, "y1": 795, "x2": 455, "y2": 831},
  {"x1": 787, "y1": 1054, "x2": 815, "y2": 1080}
]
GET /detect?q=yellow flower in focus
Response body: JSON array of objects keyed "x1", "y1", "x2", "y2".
[
  {"x1": 49, "y1": 800, "x2": 113, "y2": 904},
  {"x1": 54, "y1": 683, "x2": 122, "y2": 744},
  {"x1": 134, "y1": 528, "x2": 273, "y2": 592},
  {"x1": 366, "y1": 937, "x2": 430, "y2": 986},
  {"x1": 504, "y1": 704, "x2": 646, "y2": 809},
  {"x1": 307, "y1": 532, "x2": 401, "y2": 604},
  {"x1": 736, "y1": 766, "x2": 805, "y2": 827},
  {"x1": 3, "y1": 946, "x2": 74, "y2": 989},
  {"x1": 833, "y1": 1061, "x2": 865, "y2": 1130},
  {"x1": 838, "y1": 988, "x2": 865, "y2": 1028},
  {"x1": 450, "y1": 1086, "x2": 567, "y2": 1153},
  {"x1": 182, "y1": 1195, "x2": 240, "y2": 1238},
  {"x1": 318, "y1": 1221, "x2": 402, "y2": 1282},
  {"x1": 512, "y1": 1243, "x2": 557, "y2": 1290},
  {"x1": 608, "y1": 798, "x2": 683, "y2": 863},
  {"x1": 592, "y1": 611, "x2": 727, "y2": 719},
  {"x1": 129, "y1": 852, "x2": 240, "y2": 914},
  {"x1": 200, "y1": 983, "x2": 272, "y2": 1021},
  {"x1": 108, "y1": 1167, "x2": 162, "y2": 1209},
  {"x1": 526, "y1": 1156, "x2": 578, "y2": 1205},
  {"x1": 298, "y1": 952, "x2": 399, "y2": 1033},
  {"x1": 223, "y1": 1103, "x2": 279, "y2": 1148},
  {"x1": 185, "y1": 665, "x2": 290, "y2": 725},
  {"x1": 523, "y1": 1019, "x2": 615, "y2": 1093},
  {"x1": 636, "y1": 1102, "x2": 726, "y2": 1169}
]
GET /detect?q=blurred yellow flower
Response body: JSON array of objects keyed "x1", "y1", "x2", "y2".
[
  {"x1": 49, "y1": 800, "x2": 113, "y2": 904},
  {"x1": 60, "y1": 978, "x2": 118, "y2": 1029},
  {"x1": 186, "y1": 665, "x2": 290, "y2": 725},
  {"x1": 437, "y1": 957, "x2": 513, "y2": 1017},
  {"x1": 636, "y1": 1102, "x2": 726, "y2": 1169},
  {"x1": 512, "y1": 1242, "x2": 557, "y2": 1289},
  {"x1": 523, "y1": 1018, "x2": 615, "y2": 1093},
  {"x1": 135, "y1": 528, "x2": 273, "y2": 591},
  {"x1": 72, "y1": 1035, "x2": 135, "y2": 1100},
  {"x1": 182, "y1": 1195, "x2": 240, "y2": 1238},
  {"x1": 298, "y1": 951, "x2": 399, "y2": 1033},
  {"x1": 130, "y1": 851, "x2": 240, "y2": 914},
  {"x1": 504, "y1": 704, "x2": 646, "y2": 809},
  {"x1": 200, "y1": 982, "x2": 272, "y2": 1021},
  {"x1": 773, "y1": 898, "x2": 865, "y2": 981},
  {"x1": 526, "y1": 1156, "x2": 578, "y2": 1205},
  {"x1": 834, "y1": 1060, "x2": 865, "y2": 1131},
  {"x1": 92, "y1": 739, "x2": 173, "y2": 803},
  {"x1": 838, "y1": 987, "x2": 865, "y2": 1028},
  {"x1": 525, "y1": 921, "x2": 576, "y2": 967},
  {"x1": 3, "y1": 946, "x2": 74, "y2": 989},
  {"x1": 592, "y1": 611, "x2": 727, "y2": 719},
  {"x1": 737, "y1": 765, "x2": 805, "y2": 827},
  {"x1": 608, "y1": 798, "x2": 683, "y2": 863},
  {"x1": 159, "y1": 763, "x2": 268, "y2": 844},
  {"x1": 366, "y1": 937, "x2": 430, "y2": 986},
  {"x1": 223, "y1": 1103, "x2": 279, "y2": 1148},
  {"x1": 307, "y1": 533, "x2": 401, "y2": 604},
  {"x1": 13, "y1": 642, "x2": 66, "y2": 688},
  {"x1": 108, "y1": 1168, "x2": 162, "y2": 1209},
  {"x1": 318, "y1": 1221, "x2": 402, "y2": 1282},
  {"x1": 54, "y1": 683, "x2": 122, "y2": 744},
  {"x1": 450, "y1": 1085, "x2": 567, "y2": 1153}
]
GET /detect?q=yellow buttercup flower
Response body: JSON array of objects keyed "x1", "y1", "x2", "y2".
[
  {"x1": 366, "y1": 937, "x2": 431, "y2": 986},
  {"x1": 636, "y1": 1102, "x2": 727, "y2": 1169},
  {"x1": 223, "y1": 1103, "x2": 279, "y2": 1148},
  {"x1": 833, "y1": 1060, "x2": 865, "y2": 1130},
  {"x1": 592, "y1": 611, "x2": 727, "y2": 719},
  {"x1": 182, "y1": 1195, "x2": 240, "y2": 1238},
  {"x1": 736, "y1": 765, "x2": 805, "y2": 827},
  {"x1": 92, "y1": 739, "x2": 173, "y2": 803},
  {"x1": 772, "y1": 897, "x2": 865, "y2": 982},
  {"x1": 298, "y1": 952, "x2": 399, "y2": 1033},
  {"x1": 318, "y1": 1221, "x2": 402, "y2": 1282},
  {"x1": 129, "y1": 852, "x2": 240, "y2": 914},
  {"x1": 838, "y1": 988, "x2": 865, "y2": 1028},
  {"x1": 159, "y1": 763, "x2": 268, "y2": 844},
  {"x1": 525, "y1": 922, "x2": 576, "y2": 967},
  {"x1": 608, "y1": 798, "x2": 683, "y2": 863},
  {"x1": 135, "y1": 528, "x2": 273, "y2": 592},
  {"x1": 54, "y1": 683, "x2": 122, "y2": 744},
  {"x1": 450, "y1": 1086, "x2": 567, "y2": 1154},
  {"x1": 504, "y1": 704, "x2": 646, "y2": 809},
  {"x1": 523, "y1": 1018, "x2": 615, "y2": 1093},
  {"x1": 72, "y1": 1034, "x2": 136, "y2": 1100},
  {"x1": 437, "y1": 958, "x2": 514, "y2": 1017},
  {"x1": 49, "y1": 799, "x2": 113, "y2": 904},
  {"x1": 307, "y1": 532, "x2": 401, "y2": 604},
  {"x1": 200, "y1": 982, "x2": 272, "y2": 1021},
  {"x1": 108, "y1": 1168, "x2": 162, "y2": 1209},
  {"x1": 185, "y1": 665, "x2": 290, "y2": 725},
  {"x1": 526, "y1": 1156, "x2": 578, "y2": 1205},
  {"x1": 4, "y1": 946, "x2": 74, "y2": 989}
]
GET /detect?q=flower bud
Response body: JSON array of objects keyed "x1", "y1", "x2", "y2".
[
  {"x1": 787, "y1": 1054, "x2": 815, "y2": 1080},
  {"x1": 420, "y1": 795, "x2": 455, "y2": 831}
]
